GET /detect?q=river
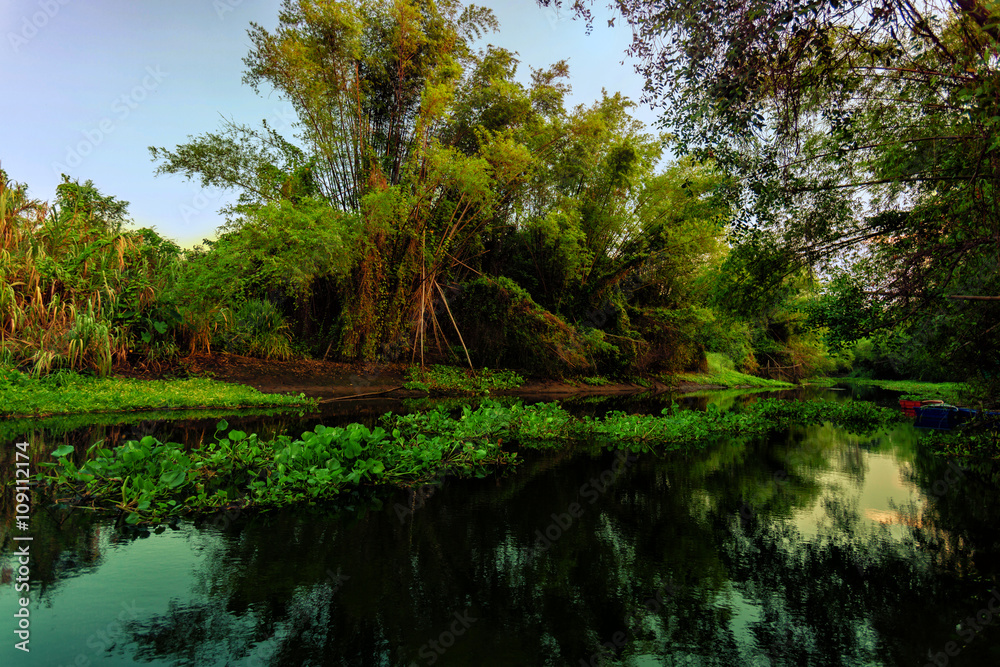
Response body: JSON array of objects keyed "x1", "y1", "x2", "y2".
[{"x1": 2, "y1": 387, "x2": 998, "y2": 666}]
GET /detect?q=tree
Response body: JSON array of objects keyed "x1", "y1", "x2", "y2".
[
  {"x1": 152, "y1": 0, "x2": 519, "y2": 360},
  {"x1": 540, "y1": 0, "x2": 1000, "y2": 378}
]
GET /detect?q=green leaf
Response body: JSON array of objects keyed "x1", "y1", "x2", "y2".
[
  {"x1": 160, "y1": 469, "x2": 187, "y2": 489},
  {"x1": 52, "y1": 445, "x2": 75, "y2": 458}
]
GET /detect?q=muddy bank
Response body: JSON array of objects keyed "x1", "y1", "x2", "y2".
[{"x1": 140, "y1": 353, "x2": 713, "y2": 399}]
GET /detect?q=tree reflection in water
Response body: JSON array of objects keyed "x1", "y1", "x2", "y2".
[{"x1": 7, "y1": 418, "x2": 1000, "y2": 666}]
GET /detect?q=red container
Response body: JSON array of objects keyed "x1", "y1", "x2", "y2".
[{"x1": 899, "y1": 399, "x2": 921, "y2": 417}]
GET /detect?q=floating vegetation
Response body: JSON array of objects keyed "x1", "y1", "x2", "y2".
[{"x1": 37, "y1": 399, "x2": 906, "y2": 524}]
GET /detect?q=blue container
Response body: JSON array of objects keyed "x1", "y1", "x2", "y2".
[
  {"x1": 954, "y1": 408, "x2": 977, "y2": 425},
  {"x1": 915, "y1": 406, "x2": 958, "y2": 430}
]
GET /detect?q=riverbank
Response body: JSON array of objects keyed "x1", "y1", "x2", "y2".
[
  {"x1": 172, "y1": 353, "x2": 794, "y2": 398},
  {"x1": 5, "y1": 352, "x2": 968, "y2": 419},
  {"x1": 0, "y1": 353, "x2": 791, "y2": 418},
  {"x1": 806, "y1": 377, "x2": 968, "y2": 405}
]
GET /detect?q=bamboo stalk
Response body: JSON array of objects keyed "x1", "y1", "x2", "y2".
[
  {"x1": 434, "y1": 282, "x2": 473, "y2": 372},
  {"x1": 420, "y1": 230, "x2": 426, "y2": 368}
]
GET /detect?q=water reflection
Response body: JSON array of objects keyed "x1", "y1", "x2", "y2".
[{"x1": 3, "y1": 405, "x2": 1000, "y2": 666}]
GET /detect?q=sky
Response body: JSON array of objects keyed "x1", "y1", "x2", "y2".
[{"x1": 0, "y1": 0, "x2": 658, "y2": 248}]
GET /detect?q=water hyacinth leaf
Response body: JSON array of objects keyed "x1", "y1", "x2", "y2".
[
  {"x1": 52, "y1": 445, "x2": 75, "y2": 457},
  {"x1": 160, "y1": 469, "x2": 187, "y2": 489}
]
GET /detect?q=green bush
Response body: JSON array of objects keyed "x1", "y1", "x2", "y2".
[
  {"x1": 684, "y1": 306, "x2": 755, "y2": 365},
  {"x1": 830, "y1": 346, "x2": 854, "y2": 375},
  {"x1": 630, "y1": 307, "x2": 707, "y2": 373},
  {"x1": 404, "y1": 365, "x2": 524, "y2": 395},
  {"x1": 453, "y1": 277, "x2": 589, "y2": 376},
  {"x1": 846, "y1": 337, "x2": 879, "y2": 378},
  {"x1": 846, "y1": 333, "x2": 955, "y2": 382},
  {"x1": 225, "y1": 299, "x2": 293, "y2": 360},
  {"x1": 578, "y1": 324, "x2": 641, "y2": 376}
]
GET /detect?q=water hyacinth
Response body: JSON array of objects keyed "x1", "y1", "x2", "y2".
[{"x1": 36, "y1": 399, "x2": 906, "y2": 524}]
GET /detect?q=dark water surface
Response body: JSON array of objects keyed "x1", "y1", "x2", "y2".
[{"x1": 3, "y1": 389, "x2": 1000, "y2": 666}]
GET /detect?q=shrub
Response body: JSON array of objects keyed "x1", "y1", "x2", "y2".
[
  {"x1": 404, "y1": 364, "x2": 524, "y2": 395},
  {"x1": 453, "y1": 277, "x2": 589, "y2": 376},
  {"x1": 225, "y1": 299, "x2": 293, "y2": 360},
  {"x1": 578, "y1": 322, "x2": 641, "y2": 376},
  {"x1": 629, "y1": 307, "x2": 707, "y2": 373}
]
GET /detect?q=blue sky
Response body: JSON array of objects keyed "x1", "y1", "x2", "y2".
[{"x1": 1, "y1": 0, "x2": 658, "y2": 248}]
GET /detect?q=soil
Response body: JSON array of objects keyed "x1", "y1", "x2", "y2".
[{"x1": 130, "y1": 352, "x2": 699, "y2": 400}]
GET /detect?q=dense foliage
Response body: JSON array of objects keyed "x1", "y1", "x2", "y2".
[
  {"x1": 540, "y1": 0, "x2": 1000, "y2": 394},
  {"x1": 0, "y1": 174, "x2": 180, "y2": 375},
  {"x1": 12, "y1": 0, "x2": 994, "y2": 393},
  {"x1": 144, "y1": 0, "x2": 801, "y2": 378}
]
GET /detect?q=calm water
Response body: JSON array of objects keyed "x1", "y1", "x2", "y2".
[{"x1": 3, "y1": 390, "x2": 1000, "y2": 666}]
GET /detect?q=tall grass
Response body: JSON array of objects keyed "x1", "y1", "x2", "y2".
[
  {"x1": 1, "y1": 172, "x2": 176, "y2": 375},
  {"x1": 227, "y1": 299, "x2": 293, "y2": 360}
]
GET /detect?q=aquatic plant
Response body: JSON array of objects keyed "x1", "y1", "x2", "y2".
[
  {"x1": 923, "y1": 416, "x2": 1000, "y2": 458},
  {"x1": 36, "y1": 398, "x2": 905, "y2": 524},
  {"x1": 42, "y1": 417, "x2": 516, "y2": 523}
]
